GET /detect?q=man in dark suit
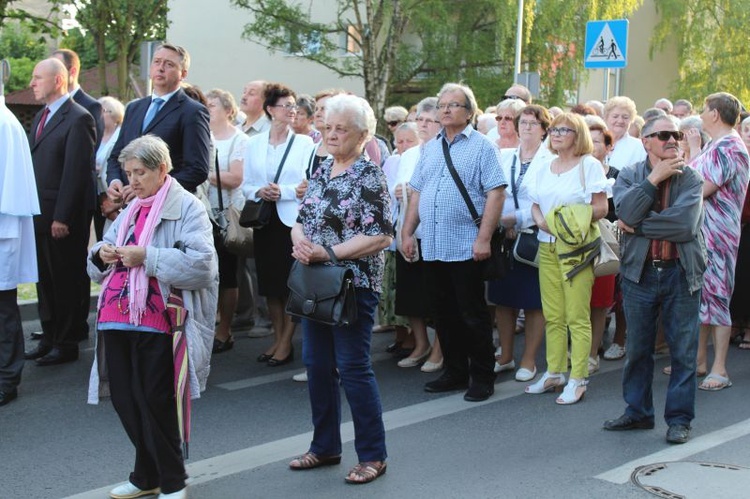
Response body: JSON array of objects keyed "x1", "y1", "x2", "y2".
[
  {"x1": 107, "y1": 43, "x2": 210, "y2": 203},
  {"x1": 52, "y1": 48, "x2": 103, "y2": 343},
  {"x1": 24, "y1": 58, "x2": 96, "y2": 366}
]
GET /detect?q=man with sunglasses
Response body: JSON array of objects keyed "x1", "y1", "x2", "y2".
[{"x1": 605, "y1": 115, "x2": 706, "y2": 444}]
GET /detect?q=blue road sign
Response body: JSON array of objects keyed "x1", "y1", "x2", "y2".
[{"x1": 584, "y1": 19, "x2": 628, "y2": 69}]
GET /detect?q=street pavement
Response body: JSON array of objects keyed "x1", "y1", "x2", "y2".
[{"x1": 3, "y1": 312, "x2": 750, "y2": 499}]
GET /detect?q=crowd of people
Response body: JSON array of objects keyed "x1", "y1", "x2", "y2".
[{"x1": 2, "y1": 41, "x2": 750, "y2": 496}]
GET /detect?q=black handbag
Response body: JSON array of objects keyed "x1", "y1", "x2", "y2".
[
  {"x1": 239, "y1": 135, "x2": 296, "y2": 229},
  {"x1": 508, "y1": 154, "x2": 540, "y2": 267},
  {"x1": 441, "y1": 140, "x2": 509, "y2": 280},
  {"x1": 285, "y1": 246, "x2": 358, "y2": 326}
]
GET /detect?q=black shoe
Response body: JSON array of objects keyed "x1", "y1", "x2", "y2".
[
  {"x1": 35, "y1": 348, "x2": 78, "y2": 366},
  {"x1": 0, "y1": 389, "x2": 18, "y2": 407},
  {"x1": 603, "y1": 414, "x2": 655, "y2": 431},
  {"x1": 666, "y1": 424, "x2": 690, "y2": 444},
  {"x1": 385, "y1": 341, "x2": 402, "y2": 354},
  {"x1": 24, "y1": 344, "x2": 52, "y2": 360},
  {"x1": 212, "y1": 337, "x2": 235, "y2": 354},
  {"x1": 464, "y1": 383, "x2": 494, "y2": 402},
  {"x1": 267, "y1": 348, "x2": 294, "y2": 367},
  {"x1": 424, "y1": 375, "x2": 468, "y2": 393},
  {"x1": 30, "y1": 330, "x2": 43, "y2": 341},
  {"x1": 257, "y1": 353, "x2": 274, "y2": 363}
]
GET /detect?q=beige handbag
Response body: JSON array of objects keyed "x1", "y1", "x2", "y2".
[
  {"x1": 224, "y1": 205, "x2": 254, "y2": 257},
  {"x1": 578, "y1": 157, "x2": 620, "y2": 277}
]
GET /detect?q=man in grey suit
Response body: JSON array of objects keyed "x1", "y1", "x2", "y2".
[{"x1": 24, "y1": 58, "x2": 96, "y2": 366}]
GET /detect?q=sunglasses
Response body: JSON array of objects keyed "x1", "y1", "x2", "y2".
[
  {"x1": 644, "y1": 130, "x2": 684, "y2": 141},
  {"x1": 387, "y1": 120, "x2": 402, "y2": 127},
  {"x1": 502, "y1": 95, "x2": 527, "y2": 103},
  {"x1": 495, "y1": 115, "x2": 515, "y2": 122}
]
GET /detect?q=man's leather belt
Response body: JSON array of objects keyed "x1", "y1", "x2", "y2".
[{"x1": 648, "y1": 259, "x2": 678, "y2": 268}]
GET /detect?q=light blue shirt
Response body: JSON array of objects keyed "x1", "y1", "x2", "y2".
[
  {"x1": 41, "y1": 94, "x2": 70, "y2": 127},
  {"x1": 409, "y1": 125, "x2": 506, "y2": 262}
]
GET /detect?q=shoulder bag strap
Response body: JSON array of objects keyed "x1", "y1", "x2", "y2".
[
  {"x1": 323, "y1": 245, "x2": 339, "y2": 264},
  {"x1": 441, "y1": 138, "x2": 481, "y2": 227},
  {"x1": 510, "y1": 153, "x2": 519, "y2": 210},
  {"x1": 272, "y1": 134, "x2": 296, "y2": 184},
  {"x1": 214, "y1": 150, "x2": 224, "y2": 212}
]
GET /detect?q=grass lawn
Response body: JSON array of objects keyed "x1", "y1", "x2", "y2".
[{"x1": 17, "y1": 282, "x2": 101, "y2": 302}]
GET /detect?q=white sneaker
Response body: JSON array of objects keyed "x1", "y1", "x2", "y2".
[
  {"x1": 292, "y1": 371, "x2": 308, "y2": 382},
  {"x1": 603, "y1": 343, "x2": 625, "y2": 360},
  {"x1": 420, "y1": 359, "x2": 444, "y2": 373},
  {"x1": 494, "y1": 359, "x2": 516, "y2": 373},
  {"x1": 158, "y1": 488, "x2": 187, "y2": 499},
  {"x1": 110, "y1": 482, "x2": 160, "y2": 499}
]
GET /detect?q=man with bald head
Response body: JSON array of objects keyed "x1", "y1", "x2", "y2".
[{"x1": 24, "y1": 58, "x2": 96, "y2": 366}]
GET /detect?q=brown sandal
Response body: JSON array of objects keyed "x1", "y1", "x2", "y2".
[
  {"x1": 289, "y1": 452, "x2": 341, "y2": 470},
  {"x1": 344, "y1": 461, "x2": 387, "y2": 484}
]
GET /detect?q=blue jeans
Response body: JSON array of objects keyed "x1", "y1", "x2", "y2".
[
  {"x1": 302, "y1": 289, "x2": 387, "y2": 462},
  {"x1": 620, "y1": 265, "x2": 701, "y2": 426}
]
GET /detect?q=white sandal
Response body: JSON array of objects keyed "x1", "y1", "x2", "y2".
[
  {"x1": 556, "y1": 378, "x2": 588, "y2": 405},
  {"x1": 525, "y1": 371, "x2": 566, "y2": 394}
]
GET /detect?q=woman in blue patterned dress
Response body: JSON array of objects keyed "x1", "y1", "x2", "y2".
[
  {"x1": 693, "y1": 92, "x2": 750, "y2": 391},
  {"x1": 288, "y1": 95, "x2": 392, "y2": 484}
]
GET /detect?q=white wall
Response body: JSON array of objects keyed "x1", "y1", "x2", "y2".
[{"x1": 167, "y1": 0, "x2": 365, "y2": 101}]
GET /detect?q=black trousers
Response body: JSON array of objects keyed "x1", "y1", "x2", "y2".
[
  {"x1": 0, "y1": 289, "x2": 24, "y2": 392},
  {"x1": 35, "y1": 225, "x2": 89, "y2": 351},
  {"x1": 104, "y1": 330, "x2": 186, "y2": 494},
  {"x1": 423, "y1": 260, "x2": 496, "y2": 386}
]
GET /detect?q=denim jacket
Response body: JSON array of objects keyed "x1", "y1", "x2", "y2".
[{"x1": 613, "y1": 159, "x2": 706, "y2": 293}]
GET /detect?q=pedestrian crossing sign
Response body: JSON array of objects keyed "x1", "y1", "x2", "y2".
[{"x1": 584, "y1": 19, "x2": 628, "y2": 69}]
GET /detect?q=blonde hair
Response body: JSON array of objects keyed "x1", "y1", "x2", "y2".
[{"x1": 603, "y1": 96, "x2": 637, "y2": 124}]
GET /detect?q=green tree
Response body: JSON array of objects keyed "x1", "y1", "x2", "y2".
[
  {"x1": 0, "y1": 20, "x2": 48, "y2": 92},
  {"x1": 0, "y1": 0, "x2": 60, "y2": 34},
  {"x1": 72, "y1": 0, "x2": 169, "y2": 99},
  {"x1": 230, "y1": 0, "x2": 643, "y2": 116},
  {"x1": 652, "y1": 0, "x2": 750, "y2": 105}
]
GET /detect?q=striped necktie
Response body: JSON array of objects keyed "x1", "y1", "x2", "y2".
[{"x1": 35, "y1": 107, "x2": 50, "y2": 140}]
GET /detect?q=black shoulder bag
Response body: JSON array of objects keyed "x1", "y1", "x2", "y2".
[
  {"x1": 239, "y1": 134, "x2": 296, "y2": 229},
  {"x1": 286, "y1": 246, "x2": 358, "y2": 326},
  {"x1": 441, "y1": 139, "x2": 509, "y2": 280},
  {"x1": 510, "y1": 155, "x2": 540, "y2": 267}
]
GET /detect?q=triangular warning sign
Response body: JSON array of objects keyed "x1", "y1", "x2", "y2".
[{"x1": 586, "y1": 23, "x2": 625, "y2": 63}]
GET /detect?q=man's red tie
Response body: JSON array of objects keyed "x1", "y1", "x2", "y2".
[{"x1": 35, "y1": 107, "x2": 50, "y2": 140}]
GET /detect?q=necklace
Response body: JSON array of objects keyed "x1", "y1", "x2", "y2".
[{"x1": 117, "y1": 272, "x2": 130, "y2": 315}]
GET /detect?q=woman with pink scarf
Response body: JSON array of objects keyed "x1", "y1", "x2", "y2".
[{"x1": 87, "y1": 135, "x2": 218, "y2": 499}]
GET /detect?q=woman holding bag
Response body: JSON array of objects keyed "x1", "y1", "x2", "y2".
[
  {"x1": 288, "y1": 94, "x2": 392, "y2": 484},
  {"x1": 525, "y1": 113, "x2": 608, "y2": 404},
  {"x1": 206, "y1": 88, "x2": 251, "y2": 353},
  {"x1": 488, "y1": 105, "x2": 554, "y2": 382},
  {"x1": 242, "y1": 83, "x2": 315, "y2": 366}
]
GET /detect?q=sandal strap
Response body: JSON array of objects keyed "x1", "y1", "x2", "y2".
[{"x1": 347, "y1": 461, "x2": 386, "y2": 483}]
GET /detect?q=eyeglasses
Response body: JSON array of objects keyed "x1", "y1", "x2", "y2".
[
  {"x1": 502, "y1": 95, "x2": 527, "y2": 103},
  {"x1": 436, "y1": 102, "x2": 468, "y2": 111},
  {"x1": 387, "y1": 120, "x2": 402, "y2": 127},
  {"x1": 549, "y1": 127, "x2": 576, "y2": 136},
  {"x1": 518, "y1": 120, "x2": 540, "y2": 128},
  {"x1": 273, "y1": 104, "x2": 298, "y2": 110},
  {"x1": 644, "y1": 130, "x2": 684, "y2": 141},
  {"x1": 495, "y1": 116, "x2": 514, "y2": 122}
]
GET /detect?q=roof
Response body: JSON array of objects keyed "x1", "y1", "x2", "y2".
[{"x1": 5, "y1": 61, "x2": 140, "y2": 105}]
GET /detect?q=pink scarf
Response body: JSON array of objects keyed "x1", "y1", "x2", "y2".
[{"x1": 102, "y1": 175, "x2": 173, "y2": 326}]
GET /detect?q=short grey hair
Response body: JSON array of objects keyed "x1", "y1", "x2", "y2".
[
  {"x1": 642, "y1": 107, "x2": 667, "y2": 121},
  {"x1": 416, "y1": 97, "x2": 438, "y2": 116},
  {"x1": 496, "y1": 98, "x2": 526, "y2": 114},
  {"x1": 641, "y1": 115, "x2": 680, "y2": 137},
  {"x1": 395, "y1": 121, "x2": 419, "y2": 136},
  {"x1": 654, "y1": 98, "x2": 673, "y2": 113},
  {"x1": 325, "y1": 94, "x2": 376, "y2": 141},
  {"x1": 584, "y1": 115, "x2": 608, "y2": 130},
  {"x1": 680, "y1": 115, "x2": 710, "y2": 147},
  {"x1": 437, "y1": 82, "x2": 479, "y2": 123},
  {"x1": 674, "y1": 99, "x2": 693, "y2": 112},
  {"x1": 118, "y1": 135, "x2": 173, "y2": 172},
  {"x1": 384, "y1": 105, "x2": 408, "y2": 122}
]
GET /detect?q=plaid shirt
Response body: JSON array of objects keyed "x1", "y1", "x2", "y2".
[{"x1": 409, "y1": 126, "x2": 506, "y2": 262}]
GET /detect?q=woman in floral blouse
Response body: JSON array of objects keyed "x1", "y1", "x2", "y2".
[{"x1": 288, "y1": 95, "x2": 392, "y2": 485}]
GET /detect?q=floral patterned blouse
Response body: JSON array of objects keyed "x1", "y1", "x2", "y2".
[{"x1": 297, "y1": 154, "x2": 393, "y2": 292}]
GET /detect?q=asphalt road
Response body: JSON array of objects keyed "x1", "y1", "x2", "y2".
[{"x1": 3, "y1": 312, "x2": 750, "y2": 499}]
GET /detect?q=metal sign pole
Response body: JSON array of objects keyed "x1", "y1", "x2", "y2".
[
  {"x1": 0, "y1": 59, "x2": 9, "y2": 96},
  {"x1": 603, "y1": 69, "x2": 609, "y2": 102}
]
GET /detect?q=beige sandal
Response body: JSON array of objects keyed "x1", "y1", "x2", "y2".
[
  {"x1": 345, "y1": 461, "x2": 387, "y2": 484},
  {"x1": 289, "y1": 452, "x2": 341, "y2": 470}
]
